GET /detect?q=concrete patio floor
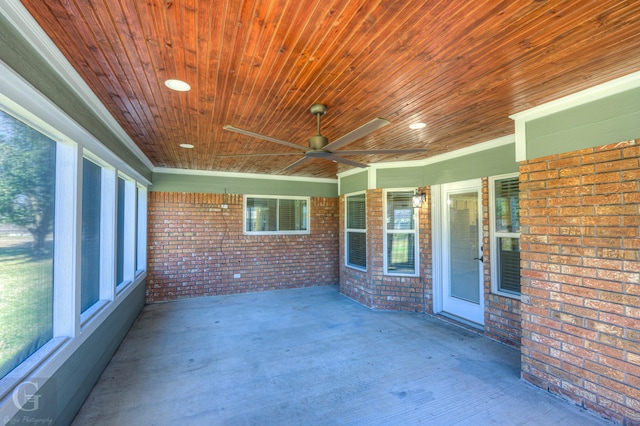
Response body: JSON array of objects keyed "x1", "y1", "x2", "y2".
[{"x1": 72, "y1": 285, "x2": 609, "y2": 425}]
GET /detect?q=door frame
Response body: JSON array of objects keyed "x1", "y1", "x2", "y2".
[{"x1": 431, "y1": 178, "x2": 484, "y2": 327}]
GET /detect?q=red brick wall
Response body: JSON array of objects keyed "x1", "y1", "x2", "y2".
[
  {"x1": 147, "y1": 192, "x2": 339, "y2": 302},
  {"x1": 519, "y1": 140, "x2": 640, "y2": 424},
  {"x1": 482, "y1": 177, "x2": 522, "y2": 347},
  {"x1": 339, "y1": 188, "x2": 432, "y2": 312}
]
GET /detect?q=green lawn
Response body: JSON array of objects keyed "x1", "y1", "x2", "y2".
[{"x1": 0, "y1": 236, "x2": 53, "y2": 379}]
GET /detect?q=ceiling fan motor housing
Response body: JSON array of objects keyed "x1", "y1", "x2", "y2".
[{"x1": 309, "y1": 134, "x2": 328, "y2": 150}]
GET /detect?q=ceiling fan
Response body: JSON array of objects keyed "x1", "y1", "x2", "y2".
[{"x1": 222, "y1": 104, "x2": 428, "y2": 172}]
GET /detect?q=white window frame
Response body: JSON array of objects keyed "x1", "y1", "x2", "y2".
[
  {"x1": 78, "y1": 152, "x2": 113, "y2": 325},
  {"x1": 383, "y1": 189, "x2": 419, "y2": 277},
  {"x1": 489, "y1": 173, "x2": 521, "y2": 299},
  {"x1": 136, "y1": 184, "x2": 148, "y2": 276},
  {"x1": 345, "y1": 191, "x2": 367, "y2": 271},
  {"x1": 243, "y1": 195, "x2": 310, "y2": 235},
  {"x1": 115, "y1": 173, "x2": 136, "y2": 290}
]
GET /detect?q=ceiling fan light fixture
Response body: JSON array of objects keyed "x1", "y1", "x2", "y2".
[
  {"x1": 409, "y1": 122, "x2": 427, "y2": 130},
  {"x1": 179, "y1": 143, "x2": 194, "y2": 149},
  {"x1": 164, "y1": 79, "x2": 191, "y2": 92}
]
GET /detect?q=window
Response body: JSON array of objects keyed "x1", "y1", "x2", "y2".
[
  {"x1": 116, "y1": 175, "x2": 136, "y2": 287},
  {"x1": 0, "y1": 110, "x2": 56, "y2": 379},
  {"x1": 116, "y1": 176, "x2": 126, "y2": 285},
  {"x1": 244, "y1": 196, "x2": 309, "y2": 234},
  {"x1": 81, "y1": 158, "x2": 101, "y2": 312},
  {"x1": 490, "y1": 174, "x2": 521, "y2": 296},
  {"x1": 346, "y1": 192, "x2": 366, "y2": 270},
  {"x1": 384, "y1": 191, "x2": 418, "y2": 275}
]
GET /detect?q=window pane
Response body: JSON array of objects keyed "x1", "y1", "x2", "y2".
[
  {"x1": 0, "y1": 110, "x2": 55, "y2": 379},
  {"x1": 81, "y1": 158, "x2": 101, "y2": 312},
  {"x1": 347, "y1": 193, "x2": 366, "y2": 229},
  {"x1": 347, "y1": 232, "x2": 366, "y2": 268},
  {"x1": 116, "y1": 177, "x2": 125, "y2": 285},
  {"x1": 498, "y1": 237, "x2": 520, "y2": 293},
  {"x1": 279, "y1": 199, "x2": 307, "y2": 231},
  {"x1": 346, "y1": 193, "x2": 366, "y2": 269},
  {"x1": 495, "y1": 177, "x2": 520, "y2": 233},
  {"x1": 246, "y1": 198, "x2": 277, "y2": 232},
  {"x1": 387, "y1": 233, "x2": 415, "y2": 274},
  {"x1": 386, "y1": 192, "x2": 414, "y2": 230}
]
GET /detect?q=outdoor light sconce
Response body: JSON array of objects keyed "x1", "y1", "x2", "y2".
[{"x1": 412, "y1": 192, "x2": 426, "y2": 208}]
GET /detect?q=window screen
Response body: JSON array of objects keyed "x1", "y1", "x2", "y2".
[
  {"x1": 0, "y1": 110, "x2": 55, "y2": 379},
  {"x1": 385, "y1": 191, "x2": 417, "y2": 275},
  {"x1": 493, "y1": 176, "x2": 521, "y2": 294},
  {"x1": 245, "y1": 197, "x2": 308, "y2": 234},
  {"x1": 81, "y1": 158, "x2": 101, "y2": 312},
  {"x1": 116, "y1": 176, "x2": 126, "y2": 285},
  {"x1": 346, "y1": 193, "x2": 366, "y2": 269}
]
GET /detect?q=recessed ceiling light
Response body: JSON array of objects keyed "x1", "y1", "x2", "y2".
[
  {"x1": 179, "y1": 143, "x2": 194, "y2": 149},
  {"x1": 164, "y1": 79, "x2": 191, "y2": 92},
  {"x1": 409, "y1": 122, "x2": 427, "y2": 130}
]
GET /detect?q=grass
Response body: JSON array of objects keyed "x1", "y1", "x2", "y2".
[{"x1": 0, "y1": 236, "x2": 53, "y2": 379}]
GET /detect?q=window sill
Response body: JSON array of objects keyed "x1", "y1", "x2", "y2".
[
  {"x1": 384, "y1": 272, "x2": 419, "y2": 277},
  {"x1": 0, "y1": 337, "x2": 68, "y2": 402},
  {"x1": 116, "y1": 280, "x2": 133, "y2": 296},
  {"x1": 80, "y1": 300, "x2": 110, "y2": 327},
  {"x1": 346, "y1": 264, "x2": 366, "y2": 272},
  {"x1": 491, "y1": 290, "x2": 521, "y2": 300},
  {"x1": 244, "y1": 231, "x2": 310, "y2": 236}
]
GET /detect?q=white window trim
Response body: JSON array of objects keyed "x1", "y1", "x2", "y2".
[
  {"x1": 489, "y1": 173, "x2": 521, "y2": 299},
  {"x1": 383, "y1": 188, "x2": 420, "y2": 277},
  {"x1": 115, "y1": 173, "x2": 137, "y2": 290},
  {"x1": 345, "y1": 191, "x2": 367, "y2": 271},
  {"x1": 122, "y1": 175, "x2": 137, "y2": 285},
  {"x1": 136, "y1": 184, "x2": 148, "y2": 276},
  {"x1": 243, "y1": 195, "x2": 310, "y2": 235}
]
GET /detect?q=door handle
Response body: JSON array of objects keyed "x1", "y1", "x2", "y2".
[{"x1": 474, "y1": 255, "x2": 483, "y2": 263}]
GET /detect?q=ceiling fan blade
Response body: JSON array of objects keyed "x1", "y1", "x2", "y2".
[
  {"x1": 281, "y1": 156, "x2": 310, "y2": 172},
  {"x1": 323, "y1": 118, "x2": 390, "y2": 152},
  {"x1": 215, "y1": 152, "x2": 302, "y2": 158},
  {"x1": 336, "y1": 148, "x2": 428, "y2": 155},
  {"x1": 330, "y1": 155, "x2": 369, "y2": 168},
  {"x1": 223, "y1": 125, "x2": 306, "y2": 151}
]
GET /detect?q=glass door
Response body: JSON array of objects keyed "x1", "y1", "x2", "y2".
[{"x1": 441, "y1": 179, "x2": 484, "y2": 325}]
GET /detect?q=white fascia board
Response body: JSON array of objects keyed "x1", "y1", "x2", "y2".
[
  {"x1": 510, "y1": 70, "x2": 640, "y2": 122},
  {"x1": 0, "y1": 0, "x2": 155, "y2": 172},
  {"x1": 509, "y1": 70, "x2": 640, "y2": 162},
  {"x1": 153, "y1": 167, "x2": 338, "y2": 184},
  {"x1": 348, "y1": 133, "x2": 516, "y2": 175},
  {"x1": 0, "y1": 61, "x2": 151, "y2": 186}
]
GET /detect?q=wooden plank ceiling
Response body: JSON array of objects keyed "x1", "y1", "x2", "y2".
[{"x1": 20, "y1": 0, "x2": 640, "y2": 178}]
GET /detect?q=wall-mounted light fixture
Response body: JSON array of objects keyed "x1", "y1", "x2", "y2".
[{"x1": 412, "y1": 192, "x2": 426, "y2": 208}]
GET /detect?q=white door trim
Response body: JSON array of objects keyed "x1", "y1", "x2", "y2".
[{"x1": 431, "y1": 184, "x2": 443, "y2": 314}]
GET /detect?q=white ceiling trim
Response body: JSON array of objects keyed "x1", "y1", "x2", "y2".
[
  {"x1": 0, "y1": 59, "x2": 151, "y2": 185},
  {"x1": 337, "y1": 134, "x2": 516, "y2": 179},
  {"x1": 153, "y1": 167, "x2": 338, "y2": 184},
  {"x1": 0, "y1": 0, "x2": 155, "y2": 171},
  {"x1": 510, "y1": 70, "x2": 640, "y2": 162},
  {"x1": 510, "y1": 70, "x2": 640, "y2": 122}
]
